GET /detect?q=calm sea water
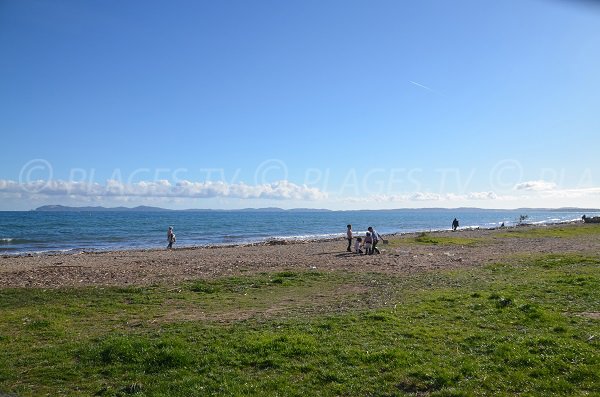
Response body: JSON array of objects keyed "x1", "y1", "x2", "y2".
[{"x1": 0, "y1": 209, "x2": 597, "y2": 255}]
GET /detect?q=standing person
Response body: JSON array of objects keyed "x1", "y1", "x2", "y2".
[
  {"x1": 452, "y1": 218, "x2": 459, "y2": 231},
  {"x1": 167, "y1": 226, "x2": 176, "y2": 249},
  {"x1": 368, "y1": 226, "x2": 382, "y2": 254},
  {"x1": 363, "y1": 232, "x2": 373, "y2": 255},
  {"x1": 346, "y1": 224, "x2": 353, "y2": 252}
]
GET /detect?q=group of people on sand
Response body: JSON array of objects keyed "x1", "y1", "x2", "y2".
[
  {"x1": 347, "y1": 219, "x2": 462, "y2": 254},
  {"x1": 346, "y1": 224, "x2": 383, "y2": 255}
]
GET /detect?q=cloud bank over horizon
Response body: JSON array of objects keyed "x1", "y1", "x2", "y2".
[
  {"x1": 1, "y1": 178, "x2": 599, "y2": 210},
  {"x1": 0, "y1": 179, "x2": 327, "y2": 201}
]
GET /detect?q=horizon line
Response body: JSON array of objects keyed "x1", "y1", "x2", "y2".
[{"x1": 11, "y1": 204, "x2": 600, "y2": 213}]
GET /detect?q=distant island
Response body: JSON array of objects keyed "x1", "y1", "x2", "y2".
[
  {"x1": 34, "y1": 205, "x2": 599, "y2": 213},
  {"x1": 34, "y1": 205, "x2": 333, "y2": 212},
  {"x1": 35, "y1": 205, "x2": 167, "y2": 212}
]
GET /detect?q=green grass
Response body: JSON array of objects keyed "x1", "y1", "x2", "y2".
[
  {"x1": 1, "y1": 255, "x2": 599, "y2": 396},
  {"x1": 496, "y1": 223, "x2": 600, "y2": 239}
]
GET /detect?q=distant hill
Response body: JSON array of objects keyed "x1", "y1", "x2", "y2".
[
  {"x1": 35, "y1": 205, "x2": 170, "y2": 212},
  {"x1": 33, "y1": 205, "x2": 598, "y2": 213},
  {"x1": 34, "y1": 205, "x2": 333, "y2": 212}
]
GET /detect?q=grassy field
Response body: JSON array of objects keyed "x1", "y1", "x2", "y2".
[
  {"x1": 495, "y1": 223, "x2": 600, "y2": 239},
  {"x1": 1, "y1": 251, "x2": 599, "y2": 395}
]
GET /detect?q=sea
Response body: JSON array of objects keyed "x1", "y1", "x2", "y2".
[{"x1": 1, "y1": 208, "x2": 598, "y2": 256}]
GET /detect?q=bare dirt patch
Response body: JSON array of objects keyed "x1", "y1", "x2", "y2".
[{"x1": 579, "y1": 312, "x2": 600, "y2": 320}]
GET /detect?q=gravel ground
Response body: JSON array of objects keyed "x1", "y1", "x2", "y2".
[{"x1": 1, "y1": 223, "x2": 598, "y2": 288}]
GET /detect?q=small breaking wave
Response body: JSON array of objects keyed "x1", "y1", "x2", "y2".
[{"x1": 0, "y1": 238, "x2": 39, "y2": 245}]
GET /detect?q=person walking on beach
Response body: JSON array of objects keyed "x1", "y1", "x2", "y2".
[
  {"x1": 167, "y1": 226, "x2": 176, "y2": 249},
  {"x1": 452, "y1": 218, "x2": 459, "y2": 231},
  {"x1": 346, "y1": 224, "x2": 353, "y2": 252},
  {"x1": 368, "y1": 226, "x2": 382, "y2": 254}
]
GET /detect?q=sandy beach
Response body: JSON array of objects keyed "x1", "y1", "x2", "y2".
[{"x1": 1, "y1": 223, "x2": 599, "y2": 289}]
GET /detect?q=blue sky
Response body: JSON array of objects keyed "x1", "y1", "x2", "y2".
[{"x1": 1, "y1": 0, "x2": 599, "y2": 210}]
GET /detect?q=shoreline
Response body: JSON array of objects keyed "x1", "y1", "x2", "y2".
[
  {"x1": 1, "y1": 221, "x2": 598, "y2": 289},
  {"x1": 1, "y1": 218, "x2": 586, "y2": 259}
]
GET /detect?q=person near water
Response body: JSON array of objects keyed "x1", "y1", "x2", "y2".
[
  {"x1": 452, "y1": 218, "x2": 459, "y2": 231},
  {"x1": 167, "y1": 226, "x2": 176, "y2": 249},
  {"x1": 346, "y1": 224, "x2": 353, "y2": 252},
  {"x1": 368, "y1": 226, "x2": 382, "y2": 254}
]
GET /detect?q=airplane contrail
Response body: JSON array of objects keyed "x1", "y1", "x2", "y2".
[{"x1": 409, "y1": 80, "x2": 439, "y2": 94}]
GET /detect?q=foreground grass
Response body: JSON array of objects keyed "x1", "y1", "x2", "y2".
[{"x1": 1, "y1": 254, "x2": 599, "y2": 396}]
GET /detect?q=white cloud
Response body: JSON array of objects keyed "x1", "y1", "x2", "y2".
[
  {"x1": 466, "y1": 191, "x2": 498, "y2": 200},
  {"x1": 340, "y1": 191, "x2": 500, "y2": 204},
  {"x1": 514, "y1": 180, "x2": 557, "y2": 191},
  {"x1": 0, "y1": 179, "x2": 328, "y2": 201},
  {"x1": 537, "y1": 187, "x2": 600, "y2": 199},
  {"x1": 410, "y1": 192, "x2": 442, "y2": 201}
]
